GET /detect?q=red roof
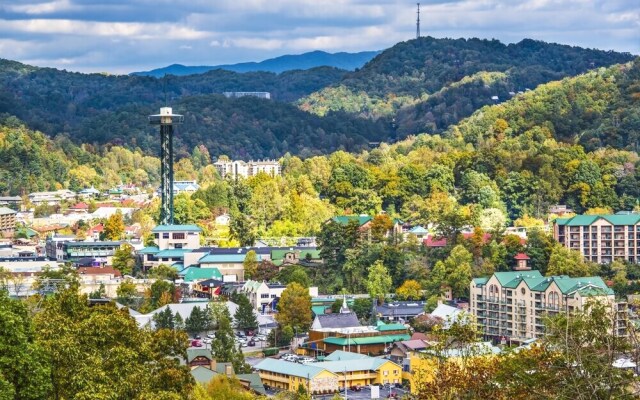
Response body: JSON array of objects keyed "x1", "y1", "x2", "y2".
[
  {"x1": 461, "y1": 232, "x2": 492, "y2": 243},
  {"x1": 88, "y1": 224, "x2": 104, "y2": 233},
  {"x1": 514, "y1": 253, "x2": 530, "y2": 260},
  {"x1": 70, "y1": 202, "x2": 89, "y2": 210},
  {"x1": 424, "y1": 235, "x2": 447, "y2": 247}
]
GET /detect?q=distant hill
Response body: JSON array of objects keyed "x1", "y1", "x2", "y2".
[
  {"x1": 0, "y1": 59, "x2": 388, "y2": 159},
  {"x1": 131, "y1": 50, "x2": 381, "y2": 77},
  {"x1": 299, "y1": 37, "x2": 636, "y2": 138}
]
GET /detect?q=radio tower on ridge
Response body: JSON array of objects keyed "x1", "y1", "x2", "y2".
[
  {"x1": 416, "y1": 3, "x2": 421, "y2": 39},
  {"x1": 149, "y1": 107, "x2": 184, "y2": 225}
]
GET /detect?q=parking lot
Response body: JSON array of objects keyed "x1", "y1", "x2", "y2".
[{"x1": 311, "y1": 386, "x2": 410, "y2": 400}]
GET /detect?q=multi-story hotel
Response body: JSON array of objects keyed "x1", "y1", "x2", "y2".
[
  {"x1": 469, "y1": 256, "x2": 627, "y2": 342},
  {"x1": 553, "y1": 213, "x2": 640, "y2": 264},
  {"x1": 213, "y1": 159, "x2": 281, "y2": 179}
]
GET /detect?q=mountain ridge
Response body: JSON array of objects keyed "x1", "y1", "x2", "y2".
[{"x1": 131, "y1": 50, "x2": 381, "y2": 77}]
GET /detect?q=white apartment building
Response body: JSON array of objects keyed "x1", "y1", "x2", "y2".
[
  {"x1": 213, "y1": 159, "x2": 281, "y2": 179},
  {"x1": 470, "y1": 258, "x2": 627, "y2": 342}
]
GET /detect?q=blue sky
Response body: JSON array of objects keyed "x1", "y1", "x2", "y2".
[{"x1": 0, "y1": 0, "x2": 638, "y2": 74}]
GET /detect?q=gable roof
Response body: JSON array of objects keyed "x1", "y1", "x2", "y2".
[
  {"x1": 324, "y1": 350, "x2": 370, "y2": 361},
  {"x1": 254, "y1": 358, "x2": 331, "y2": 379},
  {"x1": 323, "y1": 334, "x2": 410, "y2": 346},
  {"x1": 179, "y1": 267, "x2": 223, "y2": 282},
  {"x1": 187, "y1": 348, "x2": 213, "y2": 363},
  {"x1": 332, "y1": 215, "x2": 372, "y2": 226},
  {"x1": 555, "y1": 214, "x2": 640, "y2": 226},
  {"x1": 316, "y1": 358, "x2": 394, "y2": 373},
  {"x1": 312, "y1": 312, "x2": 361, "y2": 329},
  {"x1": 236, "y1": 373, "x2": 266, "y2": 395},
  {"x1": 199, "y1": 254, "x2": 263, "y2": 263},
  {"x1": 190, "y1": 366, "x2": 218, "y2": 384}
]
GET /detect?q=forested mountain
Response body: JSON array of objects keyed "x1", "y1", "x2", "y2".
[
  {"x1": 0, "y1": 59, "x2": 393, "y2": 158},
  {"x1": 299, "y1": 37, "x2": 636, "y2": 140},
  {"x1": 132, "y1": 50, "x2": 380, "y2": 77}
]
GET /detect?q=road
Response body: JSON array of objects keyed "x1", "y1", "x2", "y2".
[{"x1": 312, "y1": 386, "x2": 410, "y2": 399}]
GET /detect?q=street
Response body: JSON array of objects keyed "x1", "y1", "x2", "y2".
[{"x1": 312, "y1": 386, "x2": 410, "y2": 400}]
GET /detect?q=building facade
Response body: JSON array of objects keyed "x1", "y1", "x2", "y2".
[
  {"x1": 470, "y1": 269, "x2": 627, "y2": 342},
  {"x1": 0, "y1": 207, "x2": 17, "y2": 236},
  {"x1": 554, "y1": 214, "x2": 640, "y2": 264},
  {"x1": 213, "y1": 159, "x2": 281, "y2": 179}
]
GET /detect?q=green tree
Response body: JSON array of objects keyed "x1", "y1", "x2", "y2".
[
  {"x1": 232, "y1": 294, "x2": 258, "y2": 332},
  {"x1": 185, "y1": 306, "x2": 209, "y2": 336},
  {"x1": 0, "y1": 291, "x2": 52, "y2": 400},
  {"x1": 148, "y1": 264, "x2": 179, "y2": 280},
  {"x1": 275, "y1": 283, "x2": 312, "y2": 332},
  {"x1": 211, "y1": 303, "x2": 250, "y2": 374},
  {"x1": 243, "y1": 250, "x2": 258, "y2": 280},
  {"x1": 103, "y1": 210, "x2": 125, "y2": 240},
  {"x1": 112, "y1": 243, "x2": 135, "y2": 276},
  {"x1": 277, "y1": 265, "x2": 311, "y2": 288},
  {"x1": 117, "y1": 279, "x2": 138, "y2": 306},
  {"x1": 153, "y1": 307, "x2": 175, "y2": 330},
  {"x1": 229, "y1": 212, "x2": 256, "y2": 247},
  {"x1": 429, "y1": 245, "x2": 473, "y2": 298},
  {"x1": 547, "y1": 244, "x2": 598, "y2": 277},
  {"x1": 366, "y1": 260, "x2": 392, "y2": 303}
]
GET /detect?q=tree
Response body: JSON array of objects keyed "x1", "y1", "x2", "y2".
[
  {"x1": 192, "y1": 375, "x2": 255, "y2": 400},
  {"x1": 396, "y1": 279, "x2": 423, "y2": 300},
  {"x1": 276, "y1": 283, "x2": 312, "y2": 332},
  {"x1": 277, "y1": 265, "x2": 311, "y2": 288},
  {"x1": 112, "y1": 243, "x2": 135, "y2": 276},
  {"x1": 351, "y1": 298, "x2": 373, "y2": 321},
  {"x1": 242, "y1": 251, "x2": 258, "y2": 280},
  {"x1": 547, "y1": 244, "x2": 598, "y2": 277},
  {"x1": 148, "y1": 264, "x2": 179, "y2": 280},
  {"x1": 254, "y1": 260, "x2": 279, "y2": 282},
  {"x1": 366, "y1": 260, "x2": 392, "y2": 303},
  {"x1": 229, "y1": 213, "x2": 256, "y2": 247},
  {"x1": 370, "y1": 214, "x2": 393, "y2": 242},
  {"x1": 211, "y1": 303, "x2": 250, "y2": 374},
  {"x1": 117, "y1": 279, "x2": 138, "y2": 306},
  {"x1": 153, "y1": 307, "x2": 175, "y2": 330},
  {"x1": 429, "y1": 245, "x2": 473, "y2": 298},
  {"x1": 232, "y1": 294, "x2": 258, "y2": 332},
  {"x1": 185, "y1": 306, "x2": 209, "y2": 336},
  {"x1": 103, "y1": 210, "x2": 125, "y2": 240},
  {"x1": 0, "y1": 290, "x2": 52, "y2": 400},
  {"x1": 146, "y1": 280, "x2": 176, "y2": 310}
]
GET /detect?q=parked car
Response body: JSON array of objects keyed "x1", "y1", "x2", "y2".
[
  {"x1": 203, "y1": 338, "x2": 212, "y2": 344},
  {"x1": 298, "y1": 357, "x2": 315, "y2": 364},
  {"x1": 191, "y1": 340, "x2": 202, "y2": 347},
  {"x1": 248, "y1": 340, "x2": 256, "y2": 347},
  {"x1": 206, "y1": 333, "x2": 215, "y2": 339},
  {"x1": 194, "y1": 334, "x2": 202, "y2": 340},
  {"x1": 350, "y1": 385, "x2": 362, "y2": 392}
]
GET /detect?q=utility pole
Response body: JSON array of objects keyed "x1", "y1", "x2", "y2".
[{"x1": 416, "y1": 3, "x2": 421, "y2": 39}]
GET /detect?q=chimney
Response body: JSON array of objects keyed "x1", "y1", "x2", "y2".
[
  {"x1": 210, "y1": 358, "x2": 216, "y2": 371},
  {"x1": 225, "y1": 364, "x2": 234, "y2": 377}
]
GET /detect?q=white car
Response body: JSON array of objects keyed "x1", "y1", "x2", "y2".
[{"x1": 203, "y1": 338, "x2": 212, "y2": 344}]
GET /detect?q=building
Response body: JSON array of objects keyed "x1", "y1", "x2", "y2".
[
  {"x1": 376, "y1": 301, "x2": 427, "y2": 322},
  {"x1": 0, "y1": 207, "x2": 17, "y2": 236},
  {"x1": 213, "y1": 159, "x2": 281, "y2": 179},
  {"x1": 172, "y1": 180, "x2": 200, "y2": 195},
  {"x1": 255, "y1": 352, "x2": 402, "y2": 393},
  {"x1": 470, "y1": 259, "x2": 626, "y2": 342},
  {"x1": 152, "y1": 225, "x2": 202, "y2": 251},
  {"x1": 331, "y1": 215, "x2": 403, "y2": 237},
  {"x1": 28, "y1": 189, "x2": 76, "y2": 205},
  {"x1": 223, "y1": 91, "x2": 271, "y2": 100},
  {"x1": 553, "y1": 213, "x2": 640, "y2": 264}
]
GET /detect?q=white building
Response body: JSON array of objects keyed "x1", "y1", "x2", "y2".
[
  {"x1": 28, "y1": 189, "x2": 76, "y2": 205},
  {"x1": 213, "y1": 159, "x2": 281, "y2": 179}
]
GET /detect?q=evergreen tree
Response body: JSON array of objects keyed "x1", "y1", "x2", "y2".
[
  {"x1": 185, "y1": 306, "x2": 208, "y2": 335},
  {"x1": 153, "y1": 307, "x2": 175, "y2": 330},
  {"x1": 232, "y1": 294, "x2": 258, "y2": 332},
  {"x1": 211, "y1": 304, "x2": 250, "y2": 373},
  {"x1": 173, "y1": 312, "x2": 185, "y2": 331}
]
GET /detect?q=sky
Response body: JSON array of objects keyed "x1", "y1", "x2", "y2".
[{"x1": 0, "y1": 0, "x2": 638, "y2": 74}]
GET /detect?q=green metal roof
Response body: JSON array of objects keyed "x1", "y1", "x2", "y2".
[
  {"x1": 254, "y1": 358, "x2": 332, "y2": 379},
  {"x1": 316, "y1": 358, "x2": 394, "y2": 373},
  {"x1": 190, "y1": 366, "x2": 218, "y2": 384},
  {"x1": 155, "y1": 248, "x2": 193, "y2": 258},
  {"x1": 555, "y1": 214, "x2": 640, "y2": 226},
  {"x1": 179, "y1": 267, "x2": 223, "y2": 282},
  {"x1": 473, "y1": 277, "x2": 490, "y2": 286},
  {"x1": 187, "y1": 348, "x2": 213, "y2": 363},
  {"x1": 324, "y1": 350, "x2": 369, "y2": 361},
  {"x1": 493, "y1": 271, "x2": 543, "y2": 288},
  {"x1": 486, "y1": 271, "x2": 613, "y2": 296},
  {"x1": 312, "y1": 306, "x2": 326, "y2": 316},
  {"x1": 332, "y1": 215, "x2": 372, "y2": 226},
  {"x1": 152, "y1": 224, "x2": 203, "y2": 232},
  {"x1": 236, "y1": 373, "x2": 266, "y2": 395},
  {"x1": 323, "y1": 334, "x2": 410, "y2": 346},
  {"x1": 199, "y1": 254, "x2": 262, "y2": 263},
  {"x1": 138, "y1": 246, "x2": 159, "y2": 254},
  {"x1": 270, "y1": 249, "x2": 322, "y2": 261},
  {"x1": 376, "y1": 323, "x2": 407, "y2": 332}
]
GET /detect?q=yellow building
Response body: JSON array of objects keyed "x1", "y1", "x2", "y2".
[
  {"x1": 254, "y1": 358, "x2": 338, "y2": 395},
  {"x1": 255, "y1": 352, "x2": 402, "y2": 393}
]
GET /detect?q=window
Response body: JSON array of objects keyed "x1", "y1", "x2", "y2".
[
  {"x1": 154, "y1": 233, "x2": 159, "y2": 239},
  {"x1": 521, "y1": 288, "x2": 526, "y2": 295},
  {"x1": 383, "y1": 371, "x2": 388, "y2": 376},
  {"x1": 162, "y1": 233, "x2": 169, "y2": 239},
  {"x1": 173, "y1": 232, "x2": 185, "y2": 239},
  {"x1": 261, "y1": 294, "x2": 269, "y2": 299},
  {"x1": 271, "y1": 294, "x2": 277, "y2": 298},
  {"x1": 174, "y1": 244, "x2": 183, "y2": 249},
  {"x1": 549, "y1": 291, "x2": 559, "y2": 307}
]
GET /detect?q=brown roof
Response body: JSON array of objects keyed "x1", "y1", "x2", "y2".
[{"x1": 411, "y1": 332, "x2": 428, "y2": 341}]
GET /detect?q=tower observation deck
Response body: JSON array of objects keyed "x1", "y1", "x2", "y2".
[{"x1": 149, "y1": 107, "x2": 184, "y2": 225}]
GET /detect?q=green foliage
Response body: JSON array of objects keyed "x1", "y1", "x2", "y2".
[
  {"x1": 184, "y1": 306, "x2": 211, "y2": 336},
  {"x1": 148, "y1": 264, "x2": 179, "y2": 281},
  {"x1": 429, "y1": 245, "x2": 473, "y2": 298},
  {"x1": 210, "y1": 302, "x2": 250, "y2": 374},
  {"x1": 112, "y1": 243, "x2": 135, "y2": 276},
  {"x1": 276, "y1": 283, "x2": 312, "y2": 332},
  {"x1": 366, "y1": 260, "x2": 392, "y2": 303},
  {"x1": 242, "y1": 251, "x2": 258, "y2": 280},
  {"x1": 277, "y1": 265, "x2": 311, "y2": 288},
  {"x1": 547, "y1": 244, "x2": 599, "y2": 277},
  {"x1": 232, "y1": 294, "x2": 258, "y2": 331}
]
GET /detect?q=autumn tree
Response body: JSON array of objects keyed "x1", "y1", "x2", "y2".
[
  {"x1": 242, "y1": 250, "x2": 258, "y2": 280},
  {"x1": 112, "y1": 243, "x2": 136, "y2": 276},
  {"x1": 103, "y1": 210, "x2": 125, "y2": 240},
  {"x1": 547, "y1": 244, "x2": 599, "y2": 277},
  {"x1": 396, "y1": 279, "x2": 423, "y2": 300},
  {"x1": 429, "y1": 244, "x2": 473, "y2": 298},
  {"x1": 276, "y1": 282, "x2": 312, "y2": 332}
]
